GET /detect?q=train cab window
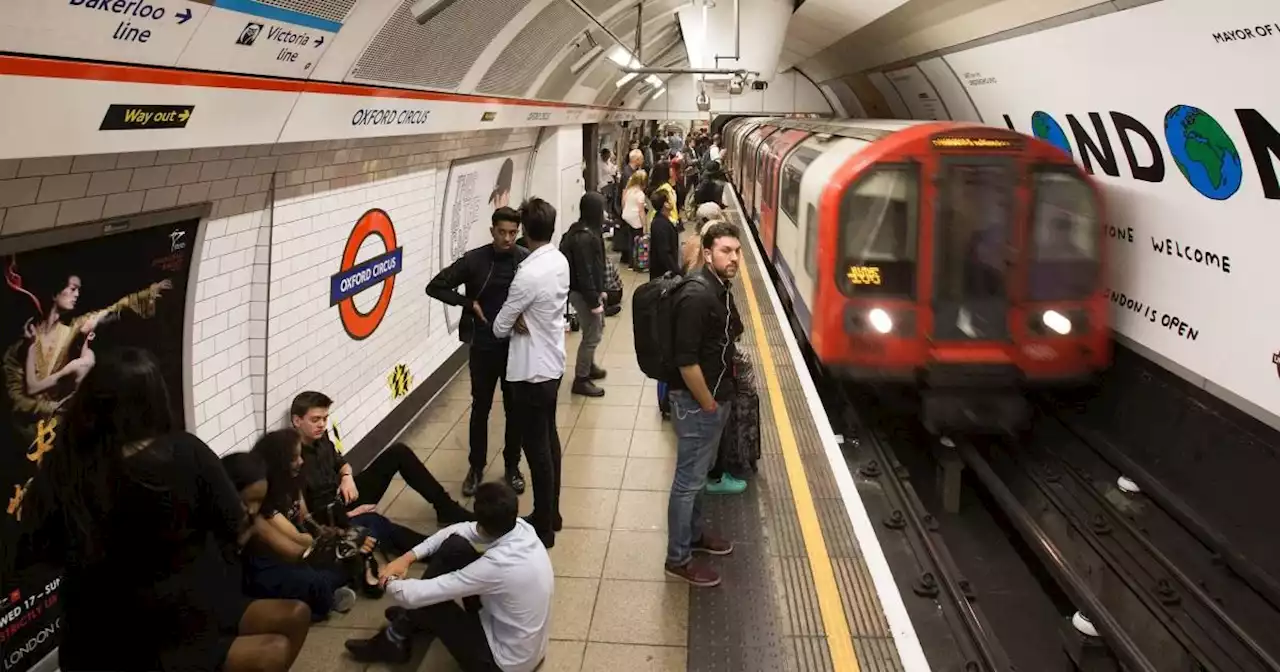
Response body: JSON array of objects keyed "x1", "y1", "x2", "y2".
[
  {"x1": 781, "y1": 146, "x2": 819, "y2": 223},
  {"x1": 935, "y1": 163, "x2": 1015, "y2": 301},
  {"x1": 1029, "y1": 170, "x2": 1101, "y2": 301},
  {"x1": 836, "y1": 166, "x2": 920, "y2": 297},
  {"x1": 804, "y1": 203, "x2": 819, "y2": 276}
]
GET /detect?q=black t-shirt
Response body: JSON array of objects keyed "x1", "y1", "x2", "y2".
[{"x1": 300, "y1": 435, "x2": 345, "y2": 518}]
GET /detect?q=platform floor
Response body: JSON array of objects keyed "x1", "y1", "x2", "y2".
[{"x1": 294, "y1": 211, "x2": 910, "y2": 671}]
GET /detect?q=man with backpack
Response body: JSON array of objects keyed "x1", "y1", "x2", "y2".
[{"x1": 631, "y1": 222, "x2": 744, "y2": 587}]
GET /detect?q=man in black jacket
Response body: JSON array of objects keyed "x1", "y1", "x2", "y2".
[
  {"x1": 559, "y1": 192, "x2": 609, "y2": 398},
  {"x1": 426, "y1": 207, "x2": 529, "y2": 497},
  {"x1": 663, "y1": 222, "x2": 743, "y2": 588}
]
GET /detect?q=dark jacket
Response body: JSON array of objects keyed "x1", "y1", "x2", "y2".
[
  {"x1": 669, "y1": 265, "x2": 744, "y2": 402},
  {"x1": 695, "y1": 177, "x2": 726, "y2": 208},
  {"x1": 427, "y1": 243, "x2": 530, "y2": 348},
  {"x1": 560, "y1": 192, "x2": 608, "y2": 310},
  {"x1": 299, "y1": 434, "x2": 346, "y2": 520},
  {"x1": 649, "y1": 211, "x2": 682, "y2": 281}
]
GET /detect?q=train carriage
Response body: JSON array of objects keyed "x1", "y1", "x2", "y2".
[{"x1": 719, "y1": 116, "x2": 1112, "y2": 434}]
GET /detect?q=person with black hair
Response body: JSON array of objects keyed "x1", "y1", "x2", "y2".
[
  {"x1": 560, "y1": 192, "x2": 609, "y2": 398},
  {"x1": 492, "y1": 197, "x2": 569, "y2": 548},
  {"x1": 344, "y1": 482, "x2": 553, "y2": 671},
  {"x1": 664, "y1": 222, "x2": 744, "y2": 588},
  {"x1": 289, "y1": 391, "x2": 472, "y2": 539},
  {"x1": 223, "y1": 447, "x2": 355, "y2": 621},
  {"x1": 14, "y1": 347, "x2": 311, "y2": 672},
  {"x1": 427, "y1": 207, "x2": 530, "y2": 496},
  {"x1": 648, "y1": 189, "x2": 682, "y2": 281}
]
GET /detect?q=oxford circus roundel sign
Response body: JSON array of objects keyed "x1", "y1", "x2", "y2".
[{"x1": 329, "y1": 209, "x2": 403, "y2": 340}]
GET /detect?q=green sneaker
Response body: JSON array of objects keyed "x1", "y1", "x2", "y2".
[{"x1": 705, "y1": 474, "x2": 748, "y2": 495}]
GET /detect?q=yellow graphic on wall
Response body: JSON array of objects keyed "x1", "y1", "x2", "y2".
[
  {"x1": 330, "y1": 419, "x2": 346, "y2": 455},
  {"x1": 388, "y1": 364, "x2": 414, "y2": 399}
]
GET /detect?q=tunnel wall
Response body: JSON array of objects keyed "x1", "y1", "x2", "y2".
[{"x1": 831, "y1": 0, "x2": 1280, "y2": 428}]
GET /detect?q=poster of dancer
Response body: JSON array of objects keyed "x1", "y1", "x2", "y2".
[
  {"x1": 438, "y1": 148, "x2": 531, "y2": 333},
  {"x1": 0, "y1": 218, "x2": 198, "y2": 672}
]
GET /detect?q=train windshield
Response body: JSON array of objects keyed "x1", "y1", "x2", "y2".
[
  {"x1": 1028, "y1": 170, "x2": 1100, "y2": 301},
  {"x1": 837, "y1": 166, "x2": 919, "y2": 298},
  {"x1": 933, "y1": 161, "x2": 1016, "y2": 341}
]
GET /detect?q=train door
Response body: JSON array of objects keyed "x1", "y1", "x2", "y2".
[
  {"x1": 742, "y1": 126, "x2": 775, "y2": 223},
  {"x1": 758, "y1": 129, "x2": 811, "y2": 258},
  {"x1": 930, "y1": 156, "x2": 1020, "y2": 345}
]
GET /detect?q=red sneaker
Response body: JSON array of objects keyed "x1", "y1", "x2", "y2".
[
  {"x1": 665, "y1": 559, "x2": 721, "y2": 587},
  {"x1": 692, "y1": 533, "x2": 734, "y2": 556}
]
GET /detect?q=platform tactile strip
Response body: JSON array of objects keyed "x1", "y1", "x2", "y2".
[{"x1": 687, "y1": 208, "x2": 904, "y2": 672}]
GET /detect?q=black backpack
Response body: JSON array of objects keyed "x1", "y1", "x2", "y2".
[{"x1": 632, "y1": 272, "x2": 705, "y2": 382}]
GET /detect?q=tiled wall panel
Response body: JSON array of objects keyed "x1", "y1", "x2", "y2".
[{"x1": 0, "y1": 127, "x2": 538, "y2": 455}]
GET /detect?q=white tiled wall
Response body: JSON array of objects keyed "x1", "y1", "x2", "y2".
[{"x1": 0, "y1": 127, "x2": 539, "y2": 456}]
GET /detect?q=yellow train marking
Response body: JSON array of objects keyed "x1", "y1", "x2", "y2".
[{"x1": 738, "y1": 251, "x2": 861, "y2": 671}]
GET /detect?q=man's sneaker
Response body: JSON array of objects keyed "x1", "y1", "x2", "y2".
[
  {"x1": 461, "y1": 468, "x2": 483, "y2": 497},
  {"x1": 589, "y1": 364, "x2": 608, "y2": 380},
  {"x1": 692, "y1": 533, "x2": 734, "y2": 556},
  {"x1": 506, "y1": 469, "x2": 527, "y2": 495},
  {"x1": 665, "y1": 560, "x2": 721, "y2": 587},
  {"x1": 332, "y1": 586, "x2": 357, "y2": 613},
  {"x1": 344, "y1": 628, "x2": 411, "y2": 664},
  {"x1": 572, "y1": 378, "x2": 605, "y2": 397},
  {"x1": 436, "y1": 502, "x2": 474, "y2": 526},
  {"x1": 705, "y1": 474, "x2": 748, "y2": 495}
]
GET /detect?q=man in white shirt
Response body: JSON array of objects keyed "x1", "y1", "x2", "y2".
[
  {"x1": 344, "y1": 482, "x2": 554, "y2": 672},
  {"x1": 493, "y1": 197, "x2": 570, "y2": 548}
]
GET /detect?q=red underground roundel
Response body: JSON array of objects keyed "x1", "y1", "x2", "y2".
[{"x1": 329, "y1": 209, "x2": 403, "y2": 340}]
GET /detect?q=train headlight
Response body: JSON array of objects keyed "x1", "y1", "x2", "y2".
[
  {"x1": 1028, "y1": 308, "x2": 1087, "y2": 337},
  {"x1": 868, "y1": 308, "x2": 894, "y2": 334},
  {"x1": 1042, "y1": 310, "x2": 1072, "y2": 335}
]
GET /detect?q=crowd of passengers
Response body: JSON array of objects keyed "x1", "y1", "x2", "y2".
[{"x1": 7, "y1": 126, "x2": 753, "y2": 671}]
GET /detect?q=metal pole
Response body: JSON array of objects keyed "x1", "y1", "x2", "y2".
[
  {"x1": 623, "y1": 67, "x2": 756, "y2": 75},
  {"x1": 634, "y1": 1, "x2": 643, "y2": 62},
  {"x1": 713, "y1": 0, "x2": 741, "y2": 68},
  {"x1": 559, "y1": 0, "x2": 639, "y2": 65}
]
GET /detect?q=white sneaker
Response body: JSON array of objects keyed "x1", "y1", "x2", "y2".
[{"x1": 333, "y1": 587, "x2": 357, "y2": 613}]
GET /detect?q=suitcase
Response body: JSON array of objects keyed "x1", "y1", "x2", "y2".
[
  {"x1": 719, "y1": 355, "x2": 761, "y2": 475},
  {"x1": 632, "y1": 234, "x2": 650, "y2": 271}
]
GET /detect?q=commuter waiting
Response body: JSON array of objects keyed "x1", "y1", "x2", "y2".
[
  {"x1": 291, "y1": 391, "x2": 472, "y2": 544},
  {"x1": 343, "y1": 482, "x2": 552, "y2": 670},
  {"x1": 225, "y1": 446, "x2": 359, "y2": 621},
  {"x1": 664, "y1": 223, "x2": 744, "y2": 587},
  {"x1": 426, "y1": 207, "x2": 529, "y2": 497},
  {"x1": 648, "y1": 189, "x2": 682, "y2": 281},
  {"x1": 13, "y1": 347, "x2": 311, "y2": 671},
  {"x1": 560, "y1": 192, "x2": 609, "y2": 398}
]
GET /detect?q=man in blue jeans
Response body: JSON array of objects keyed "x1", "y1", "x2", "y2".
[{"x1": 664, "y1": 222, "x2": 744, "y2": 587}]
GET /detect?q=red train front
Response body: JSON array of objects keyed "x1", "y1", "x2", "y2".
[{"x1": 719, "y1": 117, "x2": 1112, "y2": 434}]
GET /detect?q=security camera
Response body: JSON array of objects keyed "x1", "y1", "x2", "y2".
[
  {"x1": 410, "y1": 0, "x2": 462, "y2": 25},
  {"x1": 728, "y1": 77, "x2": 744, "y2": 95},
  {"x1": 695, "y1": 91, "x2": 711, "y2": 112}
]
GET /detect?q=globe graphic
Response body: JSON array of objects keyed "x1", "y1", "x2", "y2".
[
  {"x1": 1163, "y1": 105, "x2": 1243, "y2": 200},
  {"x1": 1031, "y1": 111, "x2": 1072, "y2": 157}
]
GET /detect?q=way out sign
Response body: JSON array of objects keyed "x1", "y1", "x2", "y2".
[{"x1": 99, "y1": 104, "x2": 195, "y2": 130}]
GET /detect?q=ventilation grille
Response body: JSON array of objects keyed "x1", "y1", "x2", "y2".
[
  {"x1": 351, "y1": 0, "x2": 532, "y2": 91},
  {"x1": 581, "y1": 0, "x2": 621, "y2": 14},
  {"x1": 256, "y1": 0, "x2": 357, "y2": 23},
  {"x1": 475, "y1": 2, "x2": 587, "y2": 97}
]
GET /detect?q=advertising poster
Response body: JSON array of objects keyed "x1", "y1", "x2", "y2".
[
  {"x1": 884, "y1": 66, "x2": 951, "y2": 121},
  {"x1": 938, "y1": 0, "x2": 1280, "y2": 416},
  {"x1": 0, "y1": 220, "x2": 196, "y2": 672},
  {"x1": 438, "y1": 148, "x2": 532, "y2": 333}
]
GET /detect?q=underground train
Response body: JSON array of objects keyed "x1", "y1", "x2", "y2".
[{"x1": 719, "y1": 117, "x2": 1112, "y2": 434}]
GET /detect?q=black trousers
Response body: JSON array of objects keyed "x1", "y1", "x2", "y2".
[
  {"x1": 356, "y1": 442, "x2": 454, "y2": 530},
  {"x1": 469, "y1": 345, "x2": 522, "y2": 474},
  {"x1": 510, "y1": 378, "x2": 562, "y2": 544},
  {"x1": 396, "y1": 535, "x2": 498, "y2": 671}
]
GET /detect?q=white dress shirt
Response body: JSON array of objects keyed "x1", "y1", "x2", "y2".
[
  {"x1": 385, "y1": 519, "x2": 554, "y2": 672},
  {"x1": 493, "y1": 243, "x2": 570, "y2": 383}
]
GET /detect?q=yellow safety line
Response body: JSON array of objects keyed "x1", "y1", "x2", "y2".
[{"x1": 737, "y1": 252, "x2": 861, "y2": 671}]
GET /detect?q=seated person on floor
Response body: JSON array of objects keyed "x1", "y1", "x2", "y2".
[
  {"x1": 344, "y1": 482, "x2": 553, "y2": 672},
  {"x1": 291, "y1": 391, "x2": 472, "y2": 551},
  {"x1": 239, "y1": 430, "x2": 386, "y2": 619}
]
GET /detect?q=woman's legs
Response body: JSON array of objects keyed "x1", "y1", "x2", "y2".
[
  {"x1": 237, "y1": 599, "x2": 310, "y2": 666},
  {"x1": 224, "y1": 635, "x2": 293, "y2": 672}
]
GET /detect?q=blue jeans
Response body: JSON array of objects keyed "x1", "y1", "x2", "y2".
[
  {"x1": 242, "y1": 554, "x2": 347, "y2": 621},
  {"x1": 666, "y1": 390, "x2": 732, "y2": 567}
]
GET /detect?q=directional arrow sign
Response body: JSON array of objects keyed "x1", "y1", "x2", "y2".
[
  {"x1": 176, "y1": 8, "x2": 192, "y2": 24},
  {"x1": 314, "y1": 36, "x2": 323, "y2": 47},
  {"x1": 99, "y1": 105, "x2": 196, "y2": 131}
]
